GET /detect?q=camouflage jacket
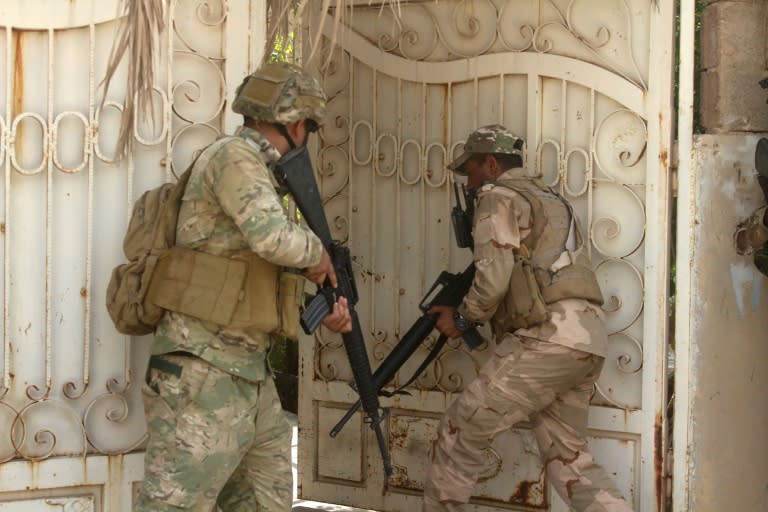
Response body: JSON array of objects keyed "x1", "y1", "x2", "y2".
[
  {"x1": 151, "y1": 127, "x2": 323, "y2": 381},
  {"x1": 458, "y1": 168, "x2": 608, "y2": 357}
]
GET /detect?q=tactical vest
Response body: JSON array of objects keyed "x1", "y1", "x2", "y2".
[
  {"x1": 145, "y1": 136, "x2": 305, "y2": 340},
  {"x1": 492, "y1": 177, "x2": 604, "y2": 331}
]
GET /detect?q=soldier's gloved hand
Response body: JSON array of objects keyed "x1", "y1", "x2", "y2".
[
  {"x1": 428, "y1": 305, "x2": 463, "y2": 339},
  {"x1": 303, "y1": 248, "x2": 338, "y2": 287},
  {"x1": 322, "y1": 296, "x2": 352, "y2": 333}
]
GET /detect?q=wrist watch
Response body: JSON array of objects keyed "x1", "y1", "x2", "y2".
[{"x1": 452, "y1": 310, "x2": 471, "y2": 332}]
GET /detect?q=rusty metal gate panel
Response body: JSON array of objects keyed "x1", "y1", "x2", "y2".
[
  {"x1": 0, "y1": 0, "x2": 261, "y2": 509},
  {"x1": 298, "y1": 1, "x2": 674, "y2": 510}
]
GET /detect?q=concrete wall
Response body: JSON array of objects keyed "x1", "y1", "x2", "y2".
[
  {"x1": 700, "y1": 0, "x2": 768, "y2": 132},
  {"x1": 690, "y1": 1, "x2": 768, "y2": 508},
  {"x1": 687, "y1": 134, "x2": 768, "y2": 511}
]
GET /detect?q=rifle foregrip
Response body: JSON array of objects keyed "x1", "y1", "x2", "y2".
[
  {"x1": 342, "y1": 312, "x2": 379, "y2": 414},
  {"x1": 462, "y1": 327, "x2": 483, "y2": 349},
  {"x1": 301, "y1": 293, "x2": 332, "y2": 335}
]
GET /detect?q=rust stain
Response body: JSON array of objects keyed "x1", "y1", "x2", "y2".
[
  {"x1": 80, "y1": 287, "x2": 88, "y2": 297},
  {"x1": 441, "y1": 83, "x2": 450, "y2": 149},
  {"x1": 654, "y1": 411, "x2": 664, "y2": 511},
  {"x1": 13, "y1": 32, "x2": 23, "y2": 114},
  {"x1": 508, "y1": 477, "x2": 546, "y2": 508},
  {"x1": 13, "y1": 31, "x2": 24, "y2": 149},
  {"x1": 565, "y1": 477, "x2": 579, "y2": 499},
  {"x1": 30, "y1": 460, "x2": 38, "y2": 490},
  {"x1": 660, "y1": 149, "x2": 669, "y2": 168},
  {"x1": 390, "y1": 433, "x2": 407, "y2": 451},
  {"x1": 0, "y1": 223, "x2": 5, "y2": 234},
  {"x1": 108, "y1": 454, "x2": 126, "y2": 510}
]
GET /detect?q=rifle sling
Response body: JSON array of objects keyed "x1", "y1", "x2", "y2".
[{"x1": 379, "y1": 334, "x2": 449, "y2": 397}]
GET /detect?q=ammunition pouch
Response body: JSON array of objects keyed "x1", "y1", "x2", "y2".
[
  {"x1": 506, "y1": 253, "x2": 604, "y2": 331},
  {"x1": 507, "y1": 257, "x2": 550, "y2": 329},
  {"x1": 537, "y1": 263, "x2": 604, "y2": 306},
  {"x1": 146, "y1": 247, "x2": 304, "y2": 340}
]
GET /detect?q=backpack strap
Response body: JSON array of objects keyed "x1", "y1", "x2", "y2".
[{"x1": 153, "y1": 136, "x2": 238, "y2": 249}]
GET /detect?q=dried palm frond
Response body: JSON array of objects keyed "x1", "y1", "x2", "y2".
[
  {"x1": 99, "y1": 0, "x2": 414, "y2": 159},
  {"x1": 265, "y1": 0, "x2": 408, "y2": 69},
  {"x1": 100, "y1": 0, "x2": 166, "y2": 160}
]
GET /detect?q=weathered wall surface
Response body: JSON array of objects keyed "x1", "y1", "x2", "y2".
[
  {"x1": 688, "y1": 134, "x2": 768, "y2": 511},
  {"x1": 689, "y1": 0, "x2": 768, "y2": 508},
  {"x1": 700, "y1": 0, "x2": 768, "y2": 132},
  {"x1": 689, "y1": 134, "x2": 768, "y2": 512}
]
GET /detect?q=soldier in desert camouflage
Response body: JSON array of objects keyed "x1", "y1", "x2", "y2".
[
  {"x1": 135, "y1": 62, "x2": 351, "y2": 512},
  {"x1": 423, "y1": 125, "x2": 634, "y2": 512}
]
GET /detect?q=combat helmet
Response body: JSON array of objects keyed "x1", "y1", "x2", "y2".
[
  {"x1": 232, "y1": 62, "x2": 327, "y2": 126},
  {"x1": 448, "y1": 124, "x2": 524, "y2": 175}
]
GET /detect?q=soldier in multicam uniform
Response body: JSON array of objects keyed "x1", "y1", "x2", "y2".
[
  {"x1": 135, "y1": 62, "x2": 351, "y2": 512},
  {"x1": 423, "y1": 125, "x2": 634, "y2": 512}
]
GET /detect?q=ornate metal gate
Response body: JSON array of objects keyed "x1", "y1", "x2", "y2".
[
  {"x1": 0, "y1": 0, "x2": 260, "y2": 509},
  {"x1": 298, "y1": 1, "x2": 674, "y2": 510}
]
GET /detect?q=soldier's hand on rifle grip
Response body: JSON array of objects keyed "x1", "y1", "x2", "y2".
[
  {"x1": 322, "y1": 296, "x2": 353, "y2": 333},
  {"x1": 428, "y1": 305, "x2": 463, "y2": 339},
  {"x1": 303, "y1": 248, "x2": 337, "y2": 287}
]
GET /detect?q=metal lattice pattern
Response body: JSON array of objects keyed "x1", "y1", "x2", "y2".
[
  {"x1": 0, "y1": 0, "x2": 228, "y2": 463},
  {"x1": 311, "y1": 0, "x2": 648, "y2": 411},
  {"x1": 299, "y1": 1, "x2": 673, "y2": 509}
]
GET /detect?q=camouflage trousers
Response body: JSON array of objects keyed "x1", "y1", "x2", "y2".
[
  {"x1": 423, "y1": 336, "x2": 633, "y2": 512},
  {"x1": 135, "y1": 353, "x2": 292, "y2": 512}
]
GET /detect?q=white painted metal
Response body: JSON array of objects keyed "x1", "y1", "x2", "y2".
[
  {"x1": 298, "y1": 1, "x2": 674, "y2": 511},
  {"x1": 0, "y1": 0, "x2": 258, "y2": 508},
  {"x1": 673, "y1": 0, "x2": 695, "y2": 511}
]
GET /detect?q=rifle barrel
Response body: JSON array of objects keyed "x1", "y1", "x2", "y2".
[
  {"x1": 330, "y1": 313, "x2": 438, "y2": 437},
  {"x1": 341, "y1": 311, "x2": 393, "y2": 476}
]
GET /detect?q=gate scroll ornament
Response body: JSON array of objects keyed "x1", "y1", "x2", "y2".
[
  {"x1": 303, "y1": 0, "x2": 651, "y2": 413},
  {"x1": 0, "y1": 0, "x2": 230, "y2": 463}
]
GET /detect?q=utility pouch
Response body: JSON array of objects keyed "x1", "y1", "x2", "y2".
[
  {"x1": 507, "y1": 256, "x2": 550, "y2": 330},
  {"x1": 148, "y1": 248, "x2": 285, "y2": 334},
  {"x1": 275, "y1": 272, "x2": 305, "y2": 341},
  {"x1": 229, "y1": 253, "x2": 281, "y2": 332},
  {"x1": 541, "y1": 263, "x2": 604, "y2": 306},
  {"x1": 147, "y1": 246, "x2": 249, "y2": 326}
]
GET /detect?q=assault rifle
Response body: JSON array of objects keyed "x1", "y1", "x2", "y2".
[
  {"x1": 330, "y1": 263, "x2": 483, "y2": 437},
  {"x1": 273, "y1": 146, "x2": 392, "y2": 476},
  {"x1": 330, "y1": 179, "x2": 483, "y2": 437}
]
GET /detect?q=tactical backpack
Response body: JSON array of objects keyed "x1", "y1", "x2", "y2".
[
  {"x1": 105, "y1": 136, "x2": 307, "y2": 339},
  {"x1": 105, "y1": 137, "x2": 232, "y2": 336},
  {"x1": 105, "y1": 167, "x2": 193, "y2": 335}
]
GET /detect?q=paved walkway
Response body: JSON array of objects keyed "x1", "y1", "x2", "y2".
[{"x1": 289, "y1": 413, "x2": 376, "y2": 512}]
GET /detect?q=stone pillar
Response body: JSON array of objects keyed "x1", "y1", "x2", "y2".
[
  {"x1": 685, "y1": 2, "x2": 768, "y2": 512},
  {"x1": 700, "y1": 0, "x2": 768, "y2": 132}
]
